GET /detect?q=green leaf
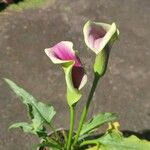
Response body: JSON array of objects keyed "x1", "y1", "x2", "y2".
[
  {"x1": 4, "y1": 78, "x2": 56, "y2": 124},
  {"x1": 30, "y1": 105, "x2": 44, "y2": 131},
  {"x1": 86, "y1": 128, "x2": 150, "y2": 150},
  {"x1": 9, "y1": 121, "x2": 47, "y2": 137},
  {"x1": 86, "y1": 146, "x2": 99, "y2": 150},
  {"x1": 98, "y1": 129, "x2": 150, "y2": 150},
  {"x1": 9, "y1": 105, "x2": 47, "y2": 137},
  {"x1": 86, "y1": 146, "x2": 100, "y2": 150},
  {"x1": 9, "y1": 122, "x2": 34, "y2": 133},
  {"x1": 36, "y1": 102, "x2": 56, "y2": 124},
  {"x1": 80, "y1": 113, "x2": 117, "y2": 136}
]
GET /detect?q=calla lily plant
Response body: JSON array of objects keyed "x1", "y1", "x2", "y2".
[{"x1": 5, "y1": 20, "x2": 150, "y2": 150}]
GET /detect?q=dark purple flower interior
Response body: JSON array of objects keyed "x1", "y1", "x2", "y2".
[
  {"x1": 89, "y1": 25, "x2": 106, "y2": 49},
  {"x1": 72, "y1": 66, "x2": 85, "y2": 89},
  {"x1": 89, "y1": 25, "x2": 106, "y2": 40}
]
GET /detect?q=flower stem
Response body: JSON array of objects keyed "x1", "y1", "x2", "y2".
[
  {"x1": 67, "y1": 105, "x2": 75, "y2": 150},
  {"x1": 73, "y1": 74, "x2": 100, "y2": 145}
]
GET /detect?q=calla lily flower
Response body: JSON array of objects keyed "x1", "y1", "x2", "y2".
[
  {"x1": 83, "y1": 20, "x2": 119, "y2": 77},
  {"x1": 45, "y1": 41, "x2": 87, "y2": 106}
]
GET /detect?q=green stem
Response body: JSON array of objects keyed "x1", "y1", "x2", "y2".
[
  {"x1": 67, "y1": 105, "x2": 75, "y2": 150},
  {"x1": 73, "y1": 74, "x2": 100, "y2": 145}
]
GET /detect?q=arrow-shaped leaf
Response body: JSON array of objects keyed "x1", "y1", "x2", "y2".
[
  {"x1": 85, "y1": 124, "x2": 150, "y2": 150},
  {"x1": 9, "y1": 122, "x2": 34, "y2": 133},
  {"x1": 5, "y1": 78, "x2": 56, "y2": 136},
  {"x1": 80, "y1": 113, "x2": 117, "y2": 136}
]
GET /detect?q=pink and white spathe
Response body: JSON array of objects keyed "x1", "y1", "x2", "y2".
[
  {"x1": 45, "y1": 41, "x2": 87, "y2": 105},
  {"x1": 83, "y1": 20, "x2": 119, "y2": 54},
  {"x1": 83, "y1": 20, "x2": 119, "y2": 77}
]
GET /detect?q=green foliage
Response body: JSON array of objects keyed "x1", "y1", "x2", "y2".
[
  {"x1": 9, "y1": 122, "x2": 34, "y2": 133},
  {"x1": 5, "y1": 78, "x2": 55, "y2": 136},
  {"x1": 84, "y1": 124, "x2": 150, "y2": 150},
  {"x1": 80, "y1": 113, "x2": 117, "y2": 136},
  {"x1": 98, "y1": 133, "x2": 150, "y2": 150}
]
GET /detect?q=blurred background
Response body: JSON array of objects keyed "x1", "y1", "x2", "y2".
[{"x1": 0, "y1": 0, "x2": 150, "y2": 149}]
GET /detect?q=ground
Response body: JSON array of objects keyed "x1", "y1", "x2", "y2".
[{"x1": 0, "y1": 0, "x2": 150, "y2": 149}]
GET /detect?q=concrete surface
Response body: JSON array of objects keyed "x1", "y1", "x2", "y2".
[{"x1": 0, "y1": 0, "x2": 150, "y2": 149}]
